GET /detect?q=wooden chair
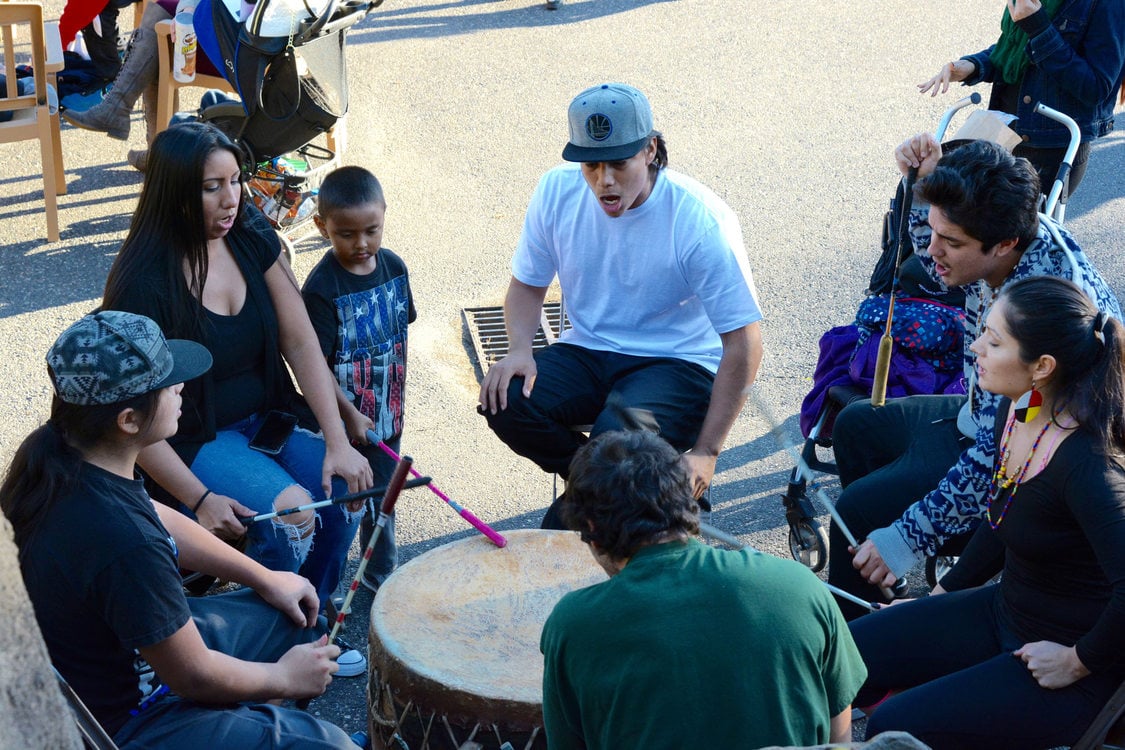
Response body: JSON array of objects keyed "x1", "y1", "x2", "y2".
[
  {"x1": 0, "y1": 1, "x2": 64, "y2": 241},
  {"x1": 153, "y1": 17, "x2": 235, "y2": 138}
]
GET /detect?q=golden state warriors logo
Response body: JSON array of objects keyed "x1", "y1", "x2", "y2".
[{"x1": 585, "y1": 113, "x2": 612, "y2": 142}]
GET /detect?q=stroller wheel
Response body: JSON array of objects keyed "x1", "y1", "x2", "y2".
[
  {"x1": 788, "y1": 519, "x2": 828, "y2": 573},
  {"x1": 925, "y1": 554, "x2": 958, "y2": 589}
]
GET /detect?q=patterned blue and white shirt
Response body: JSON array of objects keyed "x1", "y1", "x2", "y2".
[{"x1": 869, "y1": 202, "x2": 1122, "y2": 576}]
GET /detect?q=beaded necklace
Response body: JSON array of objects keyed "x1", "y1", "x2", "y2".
[{"x1": 986, "y1": 411, "x2": 1053, "y2": 529}]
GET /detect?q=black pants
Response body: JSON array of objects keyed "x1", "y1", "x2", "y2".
[
  {"x1": 850, "y1": 586, "x2": 1121, "y2": 749},
  {"x1": 827, "y1": 395, "x2": 970, "y2": 618},
  {"x1": 483, "y1": 343, "x2": 713, "y2": 525},
  {"x1": 82, "y1": 3, "x2": 123, "y2": 82}
]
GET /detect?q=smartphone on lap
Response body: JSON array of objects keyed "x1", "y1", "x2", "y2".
[{"x1": 248, "y1": 410, "x2": 298, "y2": 455}]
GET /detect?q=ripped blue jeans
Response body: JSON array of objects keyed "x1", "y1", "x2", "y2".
[{"x1": 190, "y1": 414, "x2": 363, "y2": 608}]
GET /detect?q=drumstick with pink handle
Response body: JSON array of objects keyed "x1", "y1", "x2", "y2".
[
  {"x1": 367, "y1": 430, "x2": 507, "y2": 548},
  {"x1": 329, "y1": 456, "x2": 413, "y2": 645}
]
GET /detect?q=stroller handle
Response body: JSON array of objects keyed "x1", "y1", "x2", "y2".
[
  {"x1": 1034, "y1": 102, "x2": 1081, "y2": 221},
  {"x1": 934, "y1": 92, "x2": 982, "y2": 142},
  {"x1": 296, "y1": 0, "x2": 340, "y2": 43}
]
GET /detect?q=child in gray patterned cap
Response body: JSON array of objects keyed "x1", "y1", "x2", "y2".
[{"x1": 1, "y1": 310, "x2": 359, "y2": 748}]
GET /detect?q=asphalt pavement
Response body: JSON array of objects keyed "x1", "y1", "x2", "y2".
[{"x1": 2, "y1": 0, "x2": 1124, "y2": 742}]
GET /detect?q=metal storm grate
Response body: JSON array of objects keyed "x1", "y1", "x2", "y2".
[{"x1": 462, "y1": 301, "x2": 568, "y2": 373}]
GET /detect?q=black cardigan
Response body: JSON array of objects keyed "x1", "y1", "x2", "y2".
[{"x1": 104, "y1": 208, "x2": 315, "y2": 491}]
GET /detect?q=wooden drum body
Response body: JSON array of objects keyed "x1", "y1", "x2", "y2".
[{"x1": 367, "y1": 529, "x2": 607, "y2": 750}]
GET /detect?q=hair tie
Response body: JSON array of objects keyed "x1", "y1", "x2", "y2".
[
  {"x1": 192, "y1": 489, "x2": 212, "y2": 514},
  {"x1": 1093, "y1": 312, "x2": 1107, "y2": 346}
]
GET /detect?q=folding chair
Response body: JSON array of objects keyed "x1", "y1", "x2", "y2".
[
  {"x1": 53, "y1": 667, "x2": 120, "y2": 750},
  {"x1": 1072, "y1": 679, "x2": 1125, "y2": 750}
]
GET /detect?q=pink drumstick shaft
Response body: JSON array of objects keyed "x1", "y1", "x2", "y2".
[
  {"x1": 329, "y1": 456, "x2": 412, "y2": 645},
  {"x1": 370, "y1": 433, "x2": 507, "y2": 548}
]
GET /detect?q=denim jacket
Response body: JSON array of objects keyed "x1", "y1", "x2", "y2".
[{"x1": 961, "y1": 0, "x2": 1125, "y2": 148}]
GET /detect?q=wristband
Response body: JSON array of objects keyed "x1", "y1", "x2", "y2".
[{"x1": 192, "y1": 489, "x2": 212, "y2": 514}]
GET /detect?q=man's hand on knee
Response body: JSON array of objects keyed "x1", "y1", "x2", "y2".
[
  {"x1": 682, "y1": 449, "x2": 717, "y2": 499},
  {"x1": 479, "y1": 351, "x2": 537, "y2": 415}
]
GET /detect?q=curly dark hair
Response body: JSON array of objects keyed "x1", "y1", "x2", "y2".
[
  {"x1": 917, "y1": 140, "x2": 1040, "y2": 253},
  {"x1": 559, "y1": 430, "x2": 698, "y2": 560}
]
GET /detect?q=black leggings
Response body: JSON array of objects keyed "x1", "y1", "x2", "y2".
[
  {"x1": 849, "y1": 586, "x2": 1121, "y2": 749},
  {"x1": 827, "y1": 395, "x2": 969, "y2": 618}
]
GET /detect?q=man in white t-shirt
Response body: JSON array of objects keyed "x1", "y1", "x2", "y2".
[{"x1": 478, "y1": 83, "x2": 763, "y2": 527}]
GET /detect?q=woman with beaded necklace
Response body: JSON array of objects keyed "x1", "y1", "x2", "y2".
[{"x1": 847, "y1": 276, "x2": 1125, "y2": 749}]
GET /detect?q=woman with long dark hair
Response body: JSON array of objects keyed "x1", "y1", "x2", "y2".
[
  {"x1": 849, "y1": 276, "x2": 1125, "y2": 748},
  {"x1": 1, "y1": 311, "x2": 355, "y2": 747},
  {"x1": 102, "y1": 122, "x2": 373, "y2": 644}
]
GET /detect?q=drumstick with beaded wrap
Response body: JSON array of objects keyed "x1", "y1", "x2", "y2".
[
  {"x1": 329, "y1": 456, "x2": 413, "y2": 645},
  {"x1": 699, "y1": 521, "x2": 880, "y2": 612},
  {"x1": 748, "y1": 387, "x2": 897, "y2": 601},
  {"x1": 368, "y1": 430, "x2": 507, "y2": 548},
  {"x1": 236, "y1": 477, "x2": 432, "y2": 526}
]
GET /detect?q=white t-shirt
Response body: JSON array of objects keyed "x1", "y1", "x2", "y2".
[{"x1": 513, "y1": 164, "x2": 761, "y2": 374}]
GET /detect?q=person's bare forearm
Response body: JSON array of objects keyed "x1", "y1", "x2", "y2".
[
  {"x1": 691, "y1": 323, "x2": 762, "y2": 456},
  {"x1": 830, "y1": 706, "x2": 852, "y2": 743},
  {"x1": 504, "y1": 278, "x2": 549, "y2": 354},
  {"x1": 154, "y1": 502, "x2": 270, "y2": 588},
  {"x1": 137, "y1": 440, "x2": 207, "y2": 508}
]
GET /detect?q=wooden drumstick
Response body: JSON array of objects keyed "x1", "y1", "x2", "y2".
[
  {"x1": 328, "y1": 456, "x2": 412, "y2": 645},
  {"x1": 368, "y1": 431, "x2": 507, "y2": 548},
  {"x1": 871, "y1": 166, "x2": 918, "y2": 407},
  {"x1": 748, "y1": 387, "x2": 898, "y2": 601}
]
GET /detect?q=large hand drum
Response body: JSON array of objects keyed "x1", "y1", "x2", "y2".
[{"x1": 367, "y1": 529, "x2": 607, "y2": 750}]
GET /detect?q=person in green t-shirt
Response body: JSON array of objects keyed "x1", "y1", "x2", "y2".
[{"x1": 540, "y1": 430, "x2": 867, "y2": 750}]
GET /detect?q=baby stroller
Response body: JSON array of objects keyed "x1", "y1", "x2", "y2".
[
  {"x1": 781, "y1": 95, "x2": 1085, "y2": 589},
  {"x1": 192, "y1": 0, "x2": 380, "y2": 235}
]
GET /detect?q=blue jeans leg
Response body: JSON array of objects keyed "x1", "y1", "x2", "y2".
[
  {"x1": 115, "y1": 700, "x2": 355, "y2": 749},
  {"x1": 275, "y1": 426, "x2": 361, "y2": 606},
  {"x1": 192, "y1": 419, "x2": 310, "y2": 577},
  {"x1": 191, "y1": 415, "x2": 361, "y2": 608},
  {"x1": 113, "y1": 590, "x2": 353, "y2": 749}
]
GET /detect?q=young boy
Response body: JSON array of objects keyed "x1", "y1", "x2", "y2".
[{"x1": 302, "y1": 166, "x2": 417, "y2": 592}]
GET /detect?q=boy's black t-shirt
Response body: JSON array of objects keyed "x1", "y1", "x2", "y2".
[{"x1": 301, "y1": 248, "x2": 416, "y2": 442}]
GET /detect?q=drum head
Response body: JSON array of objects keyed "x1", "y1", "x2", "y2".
[{"x1": 368, "y1": 529, "x2": 607, "y2": 729}]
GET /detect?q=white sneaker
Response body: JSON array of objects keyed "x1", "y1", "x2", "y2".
[{"x1": 335, "y1": 646, "x2": 367, "y2": 678}]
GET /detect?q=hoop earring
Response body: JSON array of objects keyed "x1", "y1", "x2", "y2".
[{"x1": 1013, "y1": 382, "x2": 1042, "y2": 423}]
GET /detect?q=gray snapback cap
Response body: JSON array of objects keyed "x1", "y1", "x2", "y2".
[
  {"x1": 47, "y1": 311, "x2": 212, "y2": 406},
  {"x1": 562, "y1": 83, "x2": 655, "y2": 162}
]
